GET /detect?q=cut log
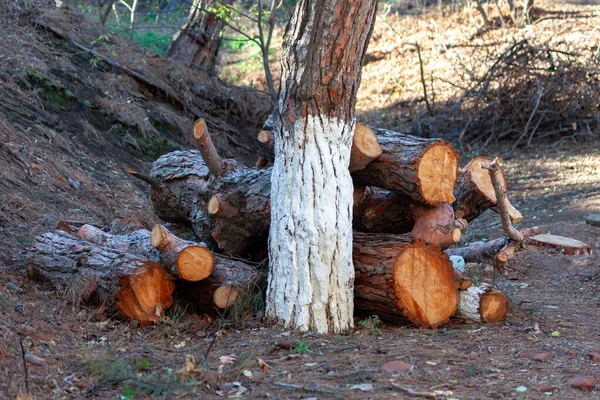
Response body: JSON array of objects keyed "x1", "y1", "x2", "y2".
[
  {"x1": 147, "y1": 150, "x2": 270, "y2": 255},
  {"x1": 257, "y1": 130, "x2": 275, "y2": 163},
  {"x1": 76, "y1": 224, "x2": 158, "y2": 260},
  {"x1": 26, "y1": 230, "x2": 174, "y2": 324},
  {"x1": 256, "y1": 123, "x2": 383, "y2": 173},
  {"x1": 77, "y1": 224, "x2": 212, "y2": 282},
  {"x1": 454, "y1": 269, "x2": 473, "y2": 290},
  {"x1": 353, "y1": 187, "x2": 461, "y2": 248},
  {"x1": 352, "y1": 127, "x2": 459, "y2": 205},
  {"x1": 454, "y1": 156, "x2": 522, "y2": 223},
  {"x1": 150, "y1": 224, "x2": 214, "y2": 281},
  {"x1": 179, "y1": 255, "x2": 263, "y2": 312},
  {"x1": 193, "y1": 118, "x2": 224, "y2": 177},
  {"x1": 349, "y1": 123, "x2": 383, "y2": 172},
  {"x1": 353, "y1": 233, "x2": 458, "y2": 328},
  {"x1": 529, "y1": 234, "x2": 592, "y2": 256},
  {"x1": 456, "y1": 284, "x2": 509, "y2": 323},
  {"x1": 445, "y1": 227, "x2": 541, "y2": 266}
]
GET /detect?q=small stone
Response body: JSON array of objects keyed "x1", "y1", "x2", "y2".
[
  {"x1": 195, "y1": 330, "x2": 207, "y2": 338},
  {"x1": 382, "y1": 360, "x2": 412, "y2": 373},
  {"x1": 533, "y1": 385, "x2": 555, "y2": 393},
  {"x1": 532, "y1": 352, "x2": 552, "y2": 362},
  {"x1": 584, "y1": 214, "x2": 600, "y2": 227}
]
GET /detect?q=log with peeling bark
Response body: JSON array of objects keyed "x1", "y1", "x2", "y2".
[
  {"x1": 353, "y1": 233, "x2": 459, "y2": 328},
  {"x1": 445, "y1": 226, "x2": 541, "y2": 268},
  {"x1": 352, "y1": 127, "x2": 459, "y2": 206},
  {"x1": 454, "y1": 156, "x2": 522, "y2": 223},
  {"x1": 179, "y1": 254, "x2": 264, "y2": 312},
  {"x1": 353, "y1": 187, "x2": 461, "y2": 248},
  {"x1": 26, "y1": 230, "x2": 175, "y2": 324},
  {"x1": 456, "y1": 283, "x2": 509, "y2": 323}
]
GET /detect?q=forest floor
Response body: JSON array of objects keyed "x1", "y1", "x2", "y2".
[{"x1": 1, "y1": 1, "x2": 600, "y2": 399}]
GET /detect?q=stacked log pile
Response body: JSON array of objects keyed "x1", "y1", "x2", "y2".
[{"x1": 28, "y1": 118, "x2": 558, "y2": 327}]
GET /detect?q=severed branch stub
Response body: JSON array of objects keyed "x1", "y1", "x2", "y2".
[
  {"x1": 194, "y1": 118, "x2": 223, "y2": 177},
  {"x1": 480, "y1": 157, "x2": 524, "y2": 242}
]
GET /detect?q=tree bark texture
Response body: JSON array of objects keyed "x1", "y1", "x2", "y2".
[
  {"x1": 26, "y1": 230, "x2": 175, "y2": 324},
  {"x1": 352, "y1": 127, "x2": 459, "y2": 206},
  {"x1": 353, "y1": 233, "x2": 458, "y2": 328},
  {"x1": 266, "y1": 0, "x2": 378, "y2": 334}
]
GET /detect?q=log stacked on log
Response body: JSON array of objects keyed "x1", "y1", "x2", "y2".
[{"x1": 28, "y1": 118, "x2": 545, "y2": 328}]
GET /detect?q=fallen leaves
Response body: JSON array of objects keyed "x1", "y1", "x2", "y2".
[
  {"x1": 382, "y1": 360, "x2": 412, "y2": 373},
  {"x1": 568, "y1": 376, "x2": 599, "y2": 392},
  {"x1": 257, "y1": 358, "x2": 271, "y2": 373}
]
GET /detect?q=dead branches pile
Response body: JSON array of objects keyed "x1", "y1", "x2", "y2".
[{"x1": 460, "y1": 39, "x2": 600, "y2": 148}]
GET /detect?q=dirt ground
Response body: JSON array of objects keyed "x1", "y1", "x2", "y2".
[
  {"x1": 1, "y1": 1, "x2": 600, "y2": 399},
  {"x1": 2, "y1": 139, "x2": 600, "y2": 399}
]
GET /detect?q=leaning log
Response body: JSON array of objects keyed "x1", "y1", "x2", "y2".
[
  {"x1": 353, "y1": 233, "x2": 458, "y2": 328},
  {"x1": 454, "y1": 156, "x2": 522, "y2": 223},
  {"x1": 26, "y1": 230, "x2": 175, "y2": 324},
  {"x1": 456, "y1": 283, "x2": 509, "y2": 323},
  {"x1": 352, "y1": 128, "x2": 459, "y2": 205},
  {"x1": 353, "y1": 187, "x2": 461, "y2": 248}
]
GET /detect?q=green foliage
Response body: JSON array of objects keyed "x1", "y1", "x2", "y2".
[
  {"x1": 131, "y1": 30, "x2": 172, "y2": 55},
  {"x1": 294, "y1": 340, "x2": 309, "y2": 354},
  {"x1": 358, "y1": 315, "x2": 382, "y2": 336}
]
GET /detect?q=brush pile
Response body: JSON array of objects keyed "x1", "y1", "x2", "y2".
[{"x1": 461, "y1": 39, "x2": 600, "y2": 148}]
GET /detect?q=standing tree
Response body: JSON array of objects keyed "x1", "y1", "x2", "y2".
[{"x1": 266, "y1": 0, "x2": 378, "y2": 333}]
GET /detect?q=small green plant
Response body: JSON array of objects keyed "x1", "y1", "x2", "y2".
[
  {"x1": 358, "y1": 315, "x2": 382, "y2": 336},
  {"x1": 294, "y1": 340, "x2": 310, "y2": 354}
]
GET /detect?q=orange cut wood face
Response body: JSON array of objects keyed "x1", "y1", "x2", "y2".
[
  {"x1": 177, "y1": 246, "x2": 214, "y2": 281},
  {"x1": 417, "y1": 143, "x2": 459, "y2": 204},
  {"x1": 479, "y1": 290, "x2": 509, "y2": 323},
  {"x1": 464, "y1": 156, "x2": 508, "y2": 203},
  {"x1": 392, "y1": 242, "x2": 458, "y2": 328}
]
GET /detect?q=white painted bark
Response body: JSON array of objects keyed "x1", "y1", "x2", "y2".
[
  {"x1": 266, "y1": 115, "x2": 355, "y2": 333},
  {"x1": 456, "y1": 283, "x2": 490, "y2": 322}
]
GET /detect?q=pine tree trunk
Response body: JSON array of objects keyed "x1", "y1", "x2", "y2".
[{"x1": 266, "y1": 0, "x2": 378, "y2": 333}]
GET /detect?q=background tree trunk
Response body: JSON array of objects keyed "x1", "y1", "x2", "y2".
[
  {"x1": 266, "y1": 0, "x2": 378, "y2": 333},
  {"x1": 166, "y1": 0, "x2": 231, "y2": 71}
]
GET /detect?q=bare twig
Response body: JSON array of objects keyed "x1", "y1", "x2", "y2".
[
  {"x1": 415, "y1": 42, "x2": 433, "y2": 116},
  {"x1": 125, "y1": 168, "x2": 162, "y2": 191},
  {"x1": 510, "y1": 79, "x2": 542, "y2": 153},
  {"x1": 390, "y1": 382, "x2": 453, "y2": 398},
  {"x1": 480, "y1": 157, "x2": 524, "y2": 242},
  {"x1": 19, "y1": 335, "x2": 30, "y2": 395}
]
